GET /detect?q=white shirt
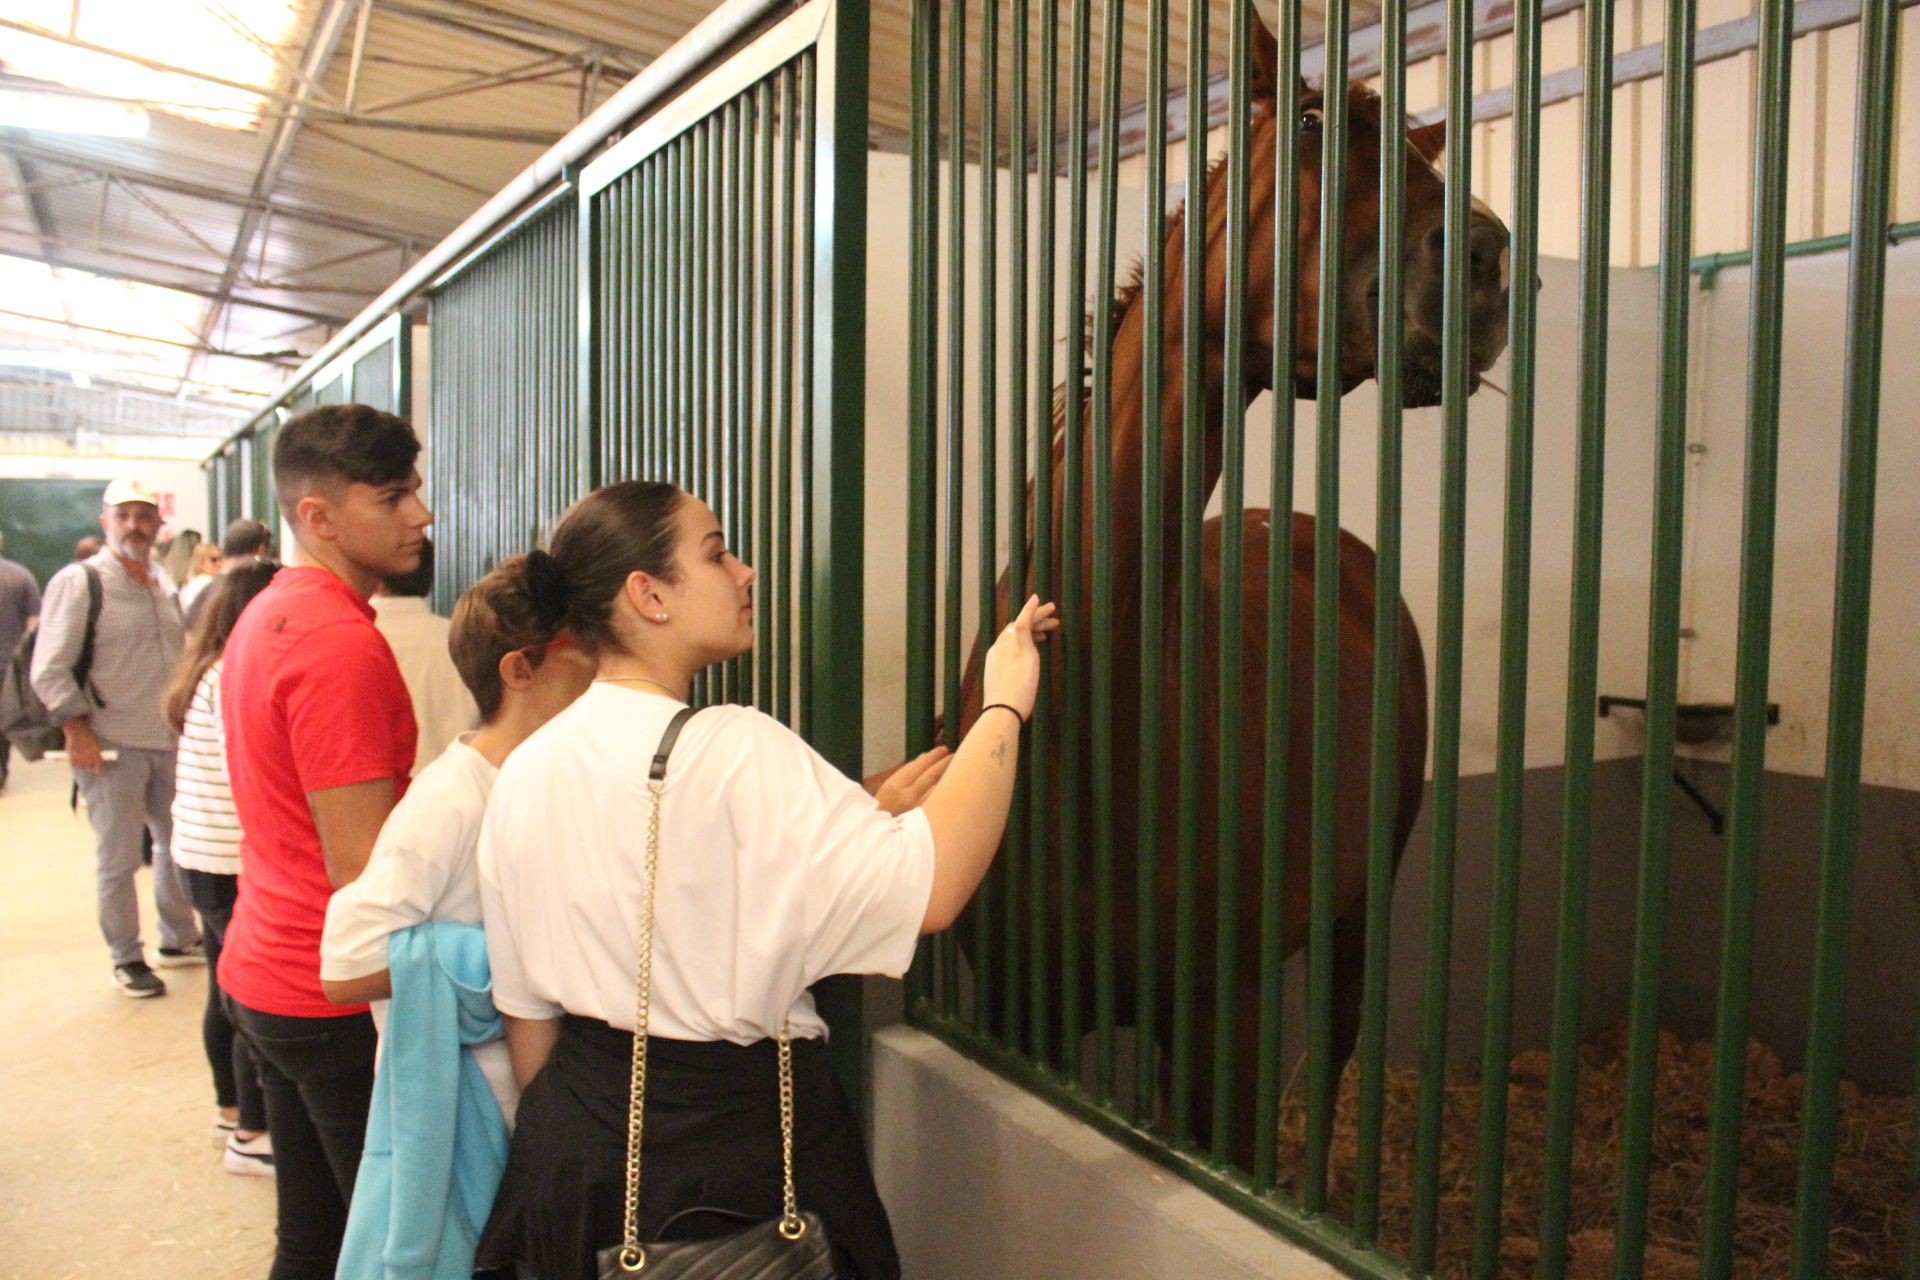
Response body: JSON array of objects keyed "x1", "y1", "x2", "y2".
[
  {"x1": 170, "y1": 662, "x2": 242, "y2": 875},
  {"x1": 479, "y1": 684, "x2": 935, "y2": 1044},
  {"x1": 371, "y1": 595, "x2": 480, "y2": 776},
  {"x1": 321, "y1": 735, "x2": 517, "y2": 1124},
  {"x1": 179, "y1": 573, "x2": 216, "y2": 615}
]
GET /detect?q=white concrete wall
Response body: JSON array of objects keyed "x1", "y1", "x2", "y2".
[{"x1": 870, "y1": 1026, "x2": 1343, "y2": 1280}]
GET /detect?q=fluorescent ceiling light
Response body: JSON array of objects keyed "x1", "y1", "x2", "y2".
[
  {"x1": 1, "y1": 0, "x2": 304, "y2": 131},
  {"x1": 0, "y1": 85, "x2": 150, "y2": 137}
]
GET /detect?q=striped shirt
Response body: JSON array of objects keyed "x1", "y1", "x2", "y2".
[{"x1": 170, "y1": 661, "x2": 242, "y2": 875}]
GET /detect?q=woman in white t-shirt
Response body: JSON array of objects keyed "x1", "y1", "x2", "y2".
[{"x1": 474, "y1": 480, "x2": 1056, "y2": 1280}]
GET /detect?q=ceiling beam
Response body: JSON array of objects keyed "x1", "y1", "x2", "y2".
[
  {"x1": 385, "y1": 0, "x2": 655, "y2": 66},
  {"x1": 187, "y1": 0, "x2": 360, "y2": 389},
  {"x1": 0, "y1": 233, "x2": 359, "y2": 324},
  {"x1": 0, "y1": 139, "x2": 428, "y2": 243}
]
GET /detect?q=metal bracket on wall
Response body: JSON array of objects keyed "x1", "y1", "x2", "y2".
[{"x1": 1597, "y1": 695, "x2": 1784, "y2": 835}]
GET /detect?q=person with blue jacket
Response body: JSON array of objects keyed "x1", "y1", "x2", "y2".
[{"x1": 320, "y1": 555, "x2": 597, "y2": 1277}]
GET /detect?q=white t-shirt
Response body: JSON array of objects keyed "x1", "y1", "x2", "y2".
[
  {"x1": 170, "y1": 661, "x2": 242, "y2": 875},
  {"x1": 372, "y1": 595, "x2": 480, "y2": 776},
  {"x1": 478, "y1": 684, "x2": 935, "y2": 1044},
  {"x1": 321, "y1": 735, "x2": 517, "y2": 1124}
]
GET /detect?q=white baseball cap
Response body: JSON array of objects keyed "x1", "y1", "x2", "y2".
[{"x1": 101, "y1": 477, "x2": 161, "y2": 509}]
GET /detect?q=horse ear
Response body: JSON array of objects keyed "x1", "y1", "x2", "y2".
[
  {"x1": 1249, "y1": 1, "x2": 1281, "y2": 98},
  {"x1": 1408, "y1": 119, "x2": 1448, "y2": 160}
]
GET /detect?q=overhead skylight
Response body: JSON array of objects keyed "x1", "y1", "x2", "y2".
[
  {"x1": 0, "y1": 253, "x2": 211, "y2": 391},
  {"x1": 0, "y1": 0, "x2": 305, "y2": 131}
]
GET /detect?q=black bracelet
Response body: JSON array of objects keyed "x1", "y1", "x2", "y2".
[{"x1": 980, "y1": 702, "x2": 1028, "y2": 729}]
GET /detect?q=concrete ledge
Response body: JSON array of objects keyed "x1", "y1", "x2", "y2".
[{"x1": 870, "y1": 1026, "x2": 1341, "y2": 1280}]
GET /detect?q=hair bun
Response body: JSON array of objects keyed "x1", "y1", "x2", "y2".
[{"x1": 523, "y1": 548, "x2": 570, "y2": 629}]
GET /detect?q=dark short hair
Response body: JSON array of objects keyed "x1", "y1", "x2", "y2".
[
  {"x1": 272, "y1": 404, "x2": 420, "y2": 520},
  {"x1": 381, "y1": 535, "x2": 435, "y2": 598},
  {"x1": 221, "y1": 518, "x2": 274, "y2": 559},
  {"x1": 547, "y1": 481, "x2": 684, "y2": 657}
]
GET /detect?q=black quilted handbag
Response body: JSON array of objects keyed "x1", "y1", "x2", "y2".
[{"x1": 595, "y1": 708, "x2": 838, "y2": 1280}]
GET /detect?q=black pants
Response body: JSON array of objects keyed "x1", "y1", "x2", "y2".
[
  {"x1": 181, "y1": 870, "x2": 267, "y2": 1132},
  {"x1": 227, "y1": 999, "x2": 377, "y2": 1280}
]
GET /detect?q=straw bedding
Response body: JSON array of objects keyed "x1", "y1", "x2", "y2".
[{"x1": 1271, "y1": 1026, "x2": 1911, "y2": 1278}]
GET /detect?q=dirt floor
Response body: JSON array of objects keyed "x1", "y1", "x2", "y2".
[{"x1": 0, "y1": 754, "x2": 275, "y2": 1278}]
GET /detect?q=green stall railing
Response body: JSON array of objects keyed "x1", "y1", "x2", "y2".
[
  {"x1": 424, "y1": 191, "x2": 578, "y2": 615},
  {"x1": 578, "y1": 0, "x2": 873, "y2": 1092},
  {"x1": 901, "y1": 1, "x2": 1906, "y2": 1278}
]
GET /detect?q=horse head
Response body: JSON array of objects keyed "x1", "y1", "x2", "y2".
[{"x1": 1223, "y1": 8, "x2": 1513, "y2": 406}]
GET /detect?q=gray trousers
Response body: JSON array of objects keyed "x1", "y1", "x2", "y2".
[{"x1": 73, "y1": 746, "x2": 197, "y2": 966}]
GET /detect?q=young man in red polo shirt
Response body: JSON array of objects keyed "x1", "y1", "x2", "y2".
[{"x1": 220, "y1": 404, "x2": 430, "y2": 1280}]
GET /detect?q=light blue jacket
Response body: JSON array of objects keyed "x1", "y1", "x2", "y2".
[{"x1": 337, "y1": 921, "x2": 510, "y2": 1280}]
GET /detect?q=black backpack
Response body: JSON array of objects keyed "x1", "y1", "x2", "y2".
[{"x1": 1, "y1": 565, "x2": 104, "y2": 761}]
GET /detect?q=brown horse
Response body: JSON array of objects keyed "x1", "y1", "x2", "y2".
[{"x1": 932, "y1": 8, "x2": 1513, "y2": 1174}]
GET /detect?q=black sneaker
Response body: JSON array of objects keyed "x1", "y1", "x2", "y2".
[
  {"x1": 155, "y1": 942, "x2": 207, "y2": 969},
  {"x1": 112, "y1": 962, "x2": 167, "y2": 998}
]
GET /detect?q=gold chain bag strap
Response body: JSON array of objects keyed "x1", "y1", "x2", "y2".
[{"x1": 597, "y1": 707, "x2": 837, "y2": 1280}]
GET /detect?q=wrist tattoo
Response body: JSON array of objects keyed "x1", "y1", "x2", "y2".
[{"x1": 992, "y1": 737, "x2": 1009, "y2": 769}]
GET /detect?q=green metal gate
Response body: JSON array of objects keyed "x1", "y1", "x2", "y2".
[
  {"x1": 578, "y1": 0, "x2": 873, "y2": 1088},
  {"x1": 901, "y1": 1, "x2": 1906, "y2": 1278},
  {"x1": 425, "y1": 192, "x2": 579, "y2": 615}
]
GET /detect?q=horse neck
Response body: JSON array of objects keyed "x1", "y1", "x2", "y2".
[{"x1": 1044, "y1": 257, "x2": 1236, "y2": 634}]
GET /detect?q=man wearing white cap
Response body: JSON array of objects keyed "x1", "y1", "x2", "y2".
[{"x1": 31, "y1": 477, "x2": 200, "y2": 998}]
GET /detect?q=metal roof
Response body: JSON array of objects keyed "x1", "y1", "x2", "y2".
[{"x1": 0, "y1": 0, "x2": 1355, "y2": 446}]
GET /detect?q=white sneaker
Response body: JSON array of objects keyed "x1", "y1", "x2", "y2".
[
  {"x1": 212, "y1": 1111, "x2": 237, "y2": 1148},
  {"x1": 223, "y1": 1131, "x2": 274, "y2": 1178}
]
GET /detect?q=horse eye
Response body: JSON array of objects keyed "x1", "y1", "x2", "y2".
[{"x1": 1300, "y1": 107, "x2": 1323, "y2": 132}]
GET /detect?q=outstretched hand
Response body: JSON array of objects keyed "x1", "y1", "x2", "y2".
[{"x1": 865, "y1": 745, "x2": 952, "y2": 815}]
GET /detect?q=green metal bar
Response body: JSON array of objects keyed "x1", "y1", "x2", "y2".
[
  {"x1": 1208, "y1": 0, "x2": 1249, "y2": 1166},
  {"x1": 1169, "y1": 0, "x2": 1207, "y2": 1147},
  {"x1": 1252, "y1": 0, "x2": 1301, "y2": 1196},
  {"x1": 1027, "y1": 0, "x2": 1059, "y2": 1070},
  {"x1": 940, "y1": 0, "x2": 965, "y2": 1020},
  {"x1": 674, "y1": 137, "x2": 691, "y2": 492},
  {"x1": 807, "y1": 0, "x2": 873, "y2": 1104},
  {"x1": 1468, "y1": 0, "x2": 1542, "y2": 1265},
  {"x1": 757, "y1": 80, "x2": 776, "y2": 715},
  {"x1": 1409, "y1": 0, "x2": 1473, "y2": 1253},
  {"x1": 1059, "y1": 0, "x2": 1091, "y2": 1078},
  {"x1": 1699, "y1": 2, "x2": 1792, "y2": 1268},
  {"x1": 1789, "y1": 0, "x2": 1898, "y2": 1271},
  {"x1": 1304, "y1": 0, "x2": 1350, "y2": 1214},
  {"x1": 578, "y1": 178, "x2": 599, "y2": 500},
  {"x1": 728, "y1": 103, "x2": 749, "y2": 702},
  {"x1": 1350, "y1": 0, "x2": 1406, "y2": 1239},
  {"x1": 1132, "y1": 0, "x2": 1169, "y2": 1133},
  {"x1": 1613, "y1": 0, "x2": 1697, "y2": 1264},
  {"x1": 797, "y1": 52, "x2": 816, "y2": 739},
  {"x1": 1089, "y1": 0, "x2": 1123, "y2": 1103},
  {"x1": 703, "y1": 120, "x2": 722, "y2": 706},
  {"x1": 975, "y1": 0, "x2": 999, "y2": 1037},
  {"x1": 906, "y1": 0, "x2": 938, "y2": 1009},
  {"x1": 1538, "y1": 0, "x2": 1614, "y2": 1269},
  {"x1": 777, "y1": 63, "x2": 797, "y2": 727},
  {"x1": 1003, "y1": 0, "x2": 1029, "y2": 1054}
]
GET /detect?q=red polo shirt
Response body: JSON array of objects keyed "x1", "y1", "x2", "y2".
[{"x1": 219, "y1": 566, "x2": 417, "y2": 1018}]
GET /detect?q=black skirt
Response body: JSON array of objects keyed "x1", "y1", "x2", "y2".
[{"x1": 475, "y1": 1015, "x2": 901, "y2": 1280}]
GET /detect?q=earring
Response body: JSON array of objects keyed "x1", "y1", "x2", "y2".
[{"x1": 657, "y1": 613, "x2": 668, "y2": 622}]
